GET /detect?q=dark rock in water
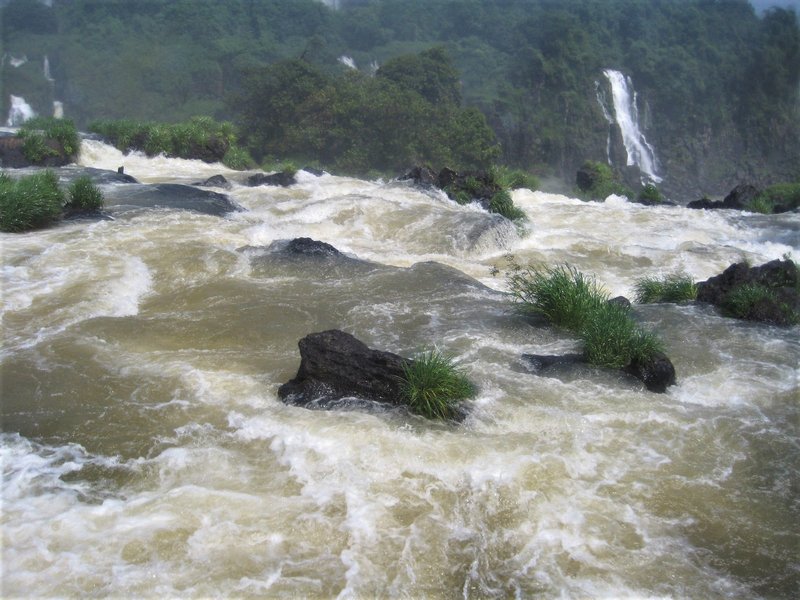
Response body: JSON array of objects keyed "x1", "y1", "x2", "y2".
[
  {"x1": 102, "y1": 183, "x2": 242, "y2": 216},
  {"x1": 687, "y1": 183, "x2": 759, "y2": 211},
  {"x1": 521, "y1": 353, "x2": 586, "y2": 372},
  {"x1": 686, "y1": 197, "x2": 719, "y2": 210},
  {"x1": 62, "y1": 207, "x2": 113, "y2": 222},
  {"x1": 721, "y1": 183, "x2": 759, "y2": 210},
  {"x1": 193, "y1": 174, "x2": 231, "y2": 189},
  {"x1": 575, "y1": 165, "x2": 597, "y2": 193},
  {"x1": 282, "y1": 237, "x2": 341, "y2": 257},
  {"x1": 400, "y1": 165, "x2": 438, "y2": 187},
  {"x1": 278, "y1": 330, "x2": 409, "y2": 407},
  {"x1": 625, "y1": 351, "x2": 676, "y2": 393},
  {"x1": 302, "y1": 166, "x2": 325, "y2": 177},
  {"x1": 696, "y1": 259, "x2": 799, "y2": 325},
  {"x1": 3, "y1": 166, "x2": 139, "y2": 185},
  {"x1": 522, "y1": 351, "x2": 676, "y2": 393},
  {"x1": 247, "y1": 171, "x2": 296, "y2": 187},
  {"x1": 608, "y1": 296, "x2": 632, "y2": 310}
]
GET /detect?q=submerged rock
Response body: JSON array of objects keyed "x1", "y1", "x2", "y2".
[
  {"x1": 521, "y1": 351, "x2": 677, "y2": 393},
  {"x1": 247, "y1": 171, "x2": 296, "y2": 187},
  {"x1": 193, "y1": 174, "x2": 231, "y2": 189},
  {"x1": 278, "y1": 329, "x2": 409, "y2": 408},
  {"x1": 102, "y1": 183, "x2": 242, "y2": 216}
]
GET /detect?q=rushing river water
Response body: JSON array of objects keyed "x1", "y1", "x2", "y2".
[{"x1": 2, "y1": 140, "x2": 798, "y2": 598}]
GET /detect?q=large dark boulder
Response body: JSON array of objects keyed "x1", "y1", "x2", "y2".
[
  {"x1": 687, "y1": 183, "x2": 760, "y2": 211},
  {"x1": 101, "y1": 183, "x2": 242, "y2": 216},
  {"x1": 193, "y1": 174, "x2": 231, "y2": 189},
  {"x1": 247, "y1": 171, "x2": 296, "y2": 187},
  {"x1": 399, "y1": 165, "x2": 438, "y2": 187},
  {"x1": 278, "y1": 330, "x2": 409, "y2": 407},
  {"x1": 695, "y1": 258, "x2": 799, "y2": 325}
]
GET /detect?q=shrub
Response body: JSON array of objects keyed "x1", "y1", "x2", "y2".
[
  {"x1": 66, "y1": 176, "x2": 104, "y2": 211},
  {"x1": 722, "y1": 283, "x2": 798, "y2": 324},
  {"x1": 489, "y1": 189, "x2": 526, "y2": 221},
  {"x1": 280, "y1": 161, "x2": 298, "y2": 178},
  {"x1": 222, "y1": 146, "x2": 255, "y2": 170},
  {"x1": 0, "y1": 171, "x2": 64, "y2": 232},
  {"x1": 489, "y1": 165, "x2": 540, "y2": 191},
  {"x1": 577, "y1": 160, "x2": 631, "y2": 200},
  {"x1": 19, "y1": 131, "x2": 58, "y2": 163},
  {"x1": 19, "y1": 117, "x2": 80, "y2": 157},
  {"x1": 634, "y1": 273, "x2": 697, "y2": 303},
  {"x1": 507, "y1": 263, "x2": 606, "y2": 330},
  {"x1": 638, "y1": 183, "x2": 663, "y2": 204},
  {"x1": 748, "y1": 182, "x2": 800, "y2": 214},
  {"x1": 400, "y1": 349, "x2": 476, "y2": 419}
]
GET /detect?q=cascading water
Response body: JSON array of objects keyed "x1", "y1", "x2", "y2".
[
  {"x1": 601, "y1": 69, "x2": 662, "y2": 183},
  {"x1": 44, "y1": 55, "x2": 55, "y2": 82},
  {"x1": 5, "y1": 95, "x2": 36, "y2": 126},
  {"x1": 0, "y1": 138, "x2": 797, "y2": 598},
  {"x1": 338, "y1": 55, "x2": 357, "y2": 70}
]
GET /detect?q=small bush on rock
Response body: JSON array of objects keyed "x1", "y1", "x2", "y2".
[
  {"x1": 638, "y1": 183, "x2": 664, "y2": 204},
  {"x1": 18, "y1": 117, "x2": 80, "y2": 158},
  {"x1": 66, "y1": 176, "x2": 104, "y2": 211},
  {"x1": 489, "y1": 189, "x2": 526, "y2": 221},
  {"x1": 222, "y1": 146, "x2": 255, "y2": 170},
  {"x1": 634, "y1": 273, "x2": 697, "y2": 303},
  {"x1": 400, "y1": 349, "x2": 476, "y2": 420},
  {"x1": 0, "y1": 171, "x2": 64, "y2": 232}
]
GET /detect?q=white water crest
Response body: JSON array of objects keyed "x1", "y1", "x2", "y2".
[
  {"x1": 5, "y1": 95, "x2": 36, "y2": 126},
  {"x1": 602, "y1": 69, "x2": 662, "y2": 183},
  {"x1": 338, "y1": 55, "x2": 357, "y2": 70},
  {"x1": 1, "y1": 139, "x2": 798, "y2": 597}
]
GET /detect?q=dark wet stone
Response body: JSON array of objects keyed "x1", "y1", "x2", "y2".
[
  {"x1": 608, "y1": 296, "x2": 632, "y2": 310},
  {"x1": 102, "y1": 183, "x2": 241, "y2": 216},
  {"x1": 247, "y1": 171, "x2": 296, "y2": 187},
  {"x1": 193, "y1": 174, "x2": 231, "y2": 189},
  {"x1": 625, "y1": 351, "x2": 677, "y2": 393}
]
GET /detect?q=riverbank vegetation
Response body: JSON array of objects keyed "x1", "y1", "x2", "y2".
[
  {"x1": 15, "y1": 117, "x2": 79, "y2": 164},
  {"x1": 0, "y1": 170, "x2": 104, "y2": 232}
]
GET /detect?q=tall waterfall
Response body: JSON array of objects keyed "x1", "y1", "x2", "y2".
[
  {"x1": 44, "y1": 55, "x2": 55, "y2": 82},
  {"x1": 601, "y1": 69, "x2": 662, "y2": 183},
  {"x1": 5, "y1": 95, "x2": 36, "y2": 126}
]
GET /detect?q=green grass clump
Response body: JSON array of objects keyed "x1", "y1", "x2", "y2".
[
  {"x1": 66, "y1": 176, "x2": 104, "y2": 211},
  {"x1": 507, "y1": 263, "x2": 606, "y2": 330},
  {"x1": 18, "y1": 117, "x2": 80, "y2": 158},
  {"x1": 18, "y1": 131, "x2": 59, "y2": 163},
  {"x1": 489, "y1": 165, "x2": 540, "y2": 191},
  {"x1": 577, "y1": 160, "x2": 632, "y2": 200},
  {"x1": 722, "y1": 283, "x2": 798, "y2": 324},
  {"x1": 400, "y1": 349, "x2": 476, "y2": 420},
  {"x1": 638, "y1": 183, "x2": 664, "y2": 204},
  {"x1": 489, "y1": 189, "x2": 526, "y2": 221},
  {"x1": 507, "y1": 261, "x2": 666, "y2": 368},
  {"x1": 746, "y1": 182, "x2": 800, "y2": 214},
  {"x1": 0, "y1": 171, "x2": 64, "y2": 232},
  {"x1": 222, "y1": 146, "x2": 255, "y2": 170},
  {"x1": 634, "y1": 273, "x2": 698, "y2": 303}
]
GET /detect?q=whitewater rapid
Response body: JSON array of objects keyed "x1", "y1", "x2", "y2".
[{"x1": 1, "y1": 139, "x2": 798, "y2": 598}]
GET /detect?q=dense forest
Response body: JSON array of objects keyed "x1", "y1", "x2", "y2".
[{"x1": 2, "y1": 0, "x2": 798, "y2": 196}]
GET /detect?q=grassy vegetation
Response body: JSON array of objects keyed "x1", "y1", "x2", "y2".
[
  {"x1": 634, "y1": 273, "x2": 698, "y2": 303},
  {"x1": 17, "y1": 117, "x2": 80, "y2": 158},
  {"x1": 637, "y1": 183, "x2": 664, "y2": 204},
  {"x1": 489, "y1": 165, "x2": 540, "y2": 192},
  {"x1": 89, "y1": 116, "x2": 242, "y2": 164},
  {"x1": 722, "y1": 283, "x2": 799, "y2": 324},
  {"x1": 66, "y1": 175, "x2": 104, "y2": 211},
  {"x1": 507, "y1": 261, "x2": 666, "y2": 368},
  {"x1": 0, "y1": 171, "x2": 64, "y2": 232},
  {"x1": 745, "y1": 182, "x2": 800, "y2": 214},
  {"x1": 400, "y1": 349, "x2": 476, "y2": 420},
  {"x1": 506, "y1": 263, "x2": 606, "y2": 330},
  {"x1": 489, "y1": 189, "x2": 526, "y2": 221},
  {"x1": 577, "y1": 161, "x2": 632, "y2": 201},
  {"x1": 222, "y1": 146, "x2": 256, "y2": 171}
]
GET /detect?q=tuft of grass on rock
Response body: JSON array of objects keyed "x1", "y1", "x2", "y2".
[
  {"x1": 634, "y1": 273, "x2": 697, "y2": 303},
  {"x1": 489, "y1": 189, "x2": 526, "y2": 221},
  {"x1": 507, "y1": 263, "x2": 606, "y2": 330},
  {"x1": 400, "y1": 349, "x2": 476, "y2": 420},
  {"x1": 18, "y1": 117, "x2": 80, "y2": 158},
  {"x1": 507, "y1": 260, "x2": 667, "y2": 368},
  {"x1": 66, "y1": 175, "x2": 104, "y2": 211},
  {"x1": 489, "y1": 165, "x2": 540, "y2": 191},
  {"x1": 0, "y1": 170, "x2": 64, "y2": 232},
  {"x1": 222, "y1": 146, "x2": 255, "y2": 170}
]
